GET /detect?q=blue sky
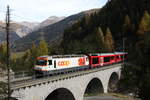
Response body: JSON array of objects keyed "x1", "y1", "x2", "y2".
[{"x1": 0, "y1": 0, "x2": 107, "y2": 22}]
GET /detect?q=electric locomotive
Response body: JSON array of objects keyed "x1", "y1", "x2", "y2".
[{"x1": 34, "y1": 54, "x2": 89, "y2": 75}]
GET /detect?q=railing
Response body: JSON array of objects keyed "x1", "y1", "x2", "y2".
[
  {"x1": 1, "y1": 62, "x2": 124, "y2": 84},
  {"x1": 13, "y1": 71, "x2": 33, "y2": 78},
  {"x1": 0, "y1": 70, "x2": 35, "y2": 82}
]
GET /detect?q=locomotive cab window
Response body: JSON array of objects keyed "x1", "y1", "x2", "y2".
[
  {"x1": 36, "y1": 60, "x2": 47, "y2": 65},
  {"x1": 48, "y1": 60, "x2": 52, "y2": 65}
]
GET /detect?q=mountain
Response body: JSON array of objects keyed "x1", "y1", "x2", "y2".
[
  {"x1": 19, "y1": 21, "x2": 39, "y2": 31},
  {"x1": 0, "y1": 21, "x2": 37, "y2": 42},
  {"x1": 0, "y1": 21, "x2": 20, "y2": 42},
  {"x1": 39, "y1": 16, "x2": 65, "y2": 28},
  {"x1": 12, "y1": 9, "x2": 99, "y2": 52},
  {"x1": 10, "y1": 22, "x2": 35, "y2": 37},
  {"x1": 13, "y1": 16, "x2": 65, "y2": 37},
  {"x1": 0, "y1": 17, "x2": 60, "y2": 43}
]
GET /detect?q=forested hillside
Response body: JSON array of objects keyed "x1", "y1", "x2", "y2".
[
  {"x1": 61, "y1": 0, "x2": 150, "y2": 53},
  {"x1": 61, "y1": 0, "x2": 150, "y2": 99}
]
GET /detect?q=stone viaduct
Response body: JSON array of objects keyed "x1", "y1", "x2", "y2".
[{"x1": 11, "y1": 64, "x2": 122, "y2": 100}]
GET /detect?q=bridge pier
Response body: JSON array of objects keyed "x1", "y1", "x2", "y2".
[{"x1": 104, "y1": 86, "x2": 108, "y2": 93}]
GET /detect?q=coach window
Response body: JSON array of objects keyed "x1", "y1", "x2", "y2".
[
  {"x1": 92, "y1": 58, "x2": 99, "y2": 64},
  {"x1": 116, "y1": 56, "x2": 119, "y2": 59},
  {"x1": 104, "y1": 57, "x2": 110, "y2": 62},
  {"x1": 111, "y1": 56, "x2": 114, "y2": 60},
  {"x1": 48, "y1": 60, "x2": 52, "y2": 65},
  {"x1": 124, "y1": 55, "x2": 127, "y2": 58},
  {"x1": 120, "y1": 55, "x2": 124, "y2": 59}
]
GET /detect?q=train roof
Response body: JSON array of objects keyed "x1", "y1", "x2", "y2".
[
  {"x1": 88, "y1": 52, "x2": 127, "y2": 56},
  {"x1": 89, "y1": 53, "x2": 114, "y2": 56},
  {"x1": 114, "y1": 52, "x2": 128, "y2": 54},
  {"x1": 38, "y1": 54, "x2": 87, "y2": 59},
  {"x1": 38, "y1": 52, "x2": 127, "y2": 59}
]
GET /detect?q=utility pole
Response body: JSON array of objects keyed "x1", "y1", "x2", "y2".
[
  {"x1": 6, "y1": 5, "x2": 11, "y2": 100},
  {"x1": 123, "y1": 37, "x2": 125, "y2": 64},
  {"x1": 122, "y1": 30, "x2": 125, "y2": 65}
]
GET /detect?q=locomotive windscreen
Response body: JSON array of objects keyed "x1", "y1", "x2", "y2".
[{"x1": 36, "y1": 60, "x2": 47, "y2": 65}]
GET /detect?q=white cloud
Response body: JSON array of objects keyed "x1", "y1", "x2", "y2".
[{"x1": 0, "y1": 0, "x2": 107, "y2": 22}]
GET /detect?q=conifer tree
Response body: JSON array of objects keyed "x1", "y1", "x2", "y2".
[
  {"x1": 104, "y1": 28, "x2": 114, "y2": 52},
  {"x1": 38, "y1": 40, "x2": 49, "y2": 56},
  {"x1": 124, "y1": 15, "x2": 131, "y2": 27},
  {"x1": 95, "y1": 27, "x2": 105, "y2": 52},
  {"x1": 137, "y1": 11, "x2": 150, "y2": 35},
  {"x1": 27, "y1": 43, "x2": 38, "y2": 70},
  {"x1": 123, "y1": 15, "x2": 133, "y2": 37},
  {"x1": 30, "y1": 43, "x2": 38, "y2": 59},
  {"x1": 96, "y1": 27, "x2": 105, "y2": 43},
  {"x1": 22, "y1": 50, "x2": 31, "y2": 61},
  {"x1": 23, "y1": 50, "x2": 33, "y2": 71},
  {"x1": 84, "y1": 15, "x2": 90, "y2": 25},
  {"x1": 0, "y1": 43, "x2": 7, "y2": 66}
]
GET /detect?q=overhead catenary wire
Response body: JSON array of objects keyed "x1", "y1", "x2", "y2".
[
  {"x1": 0, "y1": 8, "x2": 36, "y2": 22},
  {"x1": 0, "y1": 9, "x2": 7, "y2": 13},
  {"x1": 0, "y1": 25, "x2": 5, "y2": 29},
  {"x1": 12, "y1": 14, "x2": 35, "y2": 22}
]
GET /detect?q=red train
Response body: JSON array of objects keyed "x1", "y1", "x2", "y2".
[
  {"x1": 34, "y1": 52, "x2": 127, "y2": 74},
  {"x1": 88, "y1": 52, "x2": 127, "y2": 67}
]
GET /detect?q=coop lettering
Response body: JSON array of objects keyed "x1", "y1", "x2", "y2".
[{"x1": 58, "y1": 61, "x2": 70, "y2": 66}]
